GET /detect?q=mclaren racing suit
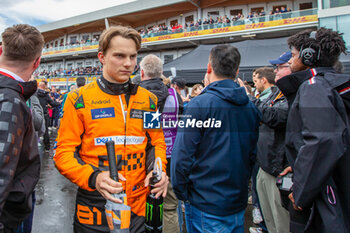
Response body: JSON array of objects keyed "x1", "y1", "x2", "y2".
[{"x1": 54, "y1": 77, "x2": 166, "y2": 233}]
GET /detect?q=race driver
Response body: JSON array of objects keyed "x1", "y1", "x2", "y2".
[{"x1": 54, "y1": 25, "x2": 168, "y2": 233}]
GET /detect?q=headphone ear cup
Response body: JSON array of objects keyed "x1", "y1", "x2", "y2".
[{"x1": 300, "y1": 47, "x2": 316, "y2": 66}]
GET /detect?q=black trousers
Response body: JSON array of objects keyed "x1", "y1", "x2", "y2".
[{"x1": 43, "y1": 114, "x2": 50, "y2": 150}]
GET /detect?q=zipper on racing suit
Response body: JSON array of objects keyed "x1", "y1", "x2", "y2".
[{"x1": 119, "y1": 95, "x2": 128, "y2": 192}]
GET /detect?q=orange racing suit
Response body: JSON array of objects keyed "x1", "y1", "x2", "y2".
[{"x1": 54, "y1": 77, "x2": 166, "y2": 232}]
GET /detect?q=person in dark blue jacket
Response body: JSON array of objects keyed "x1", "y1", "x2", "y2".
[{"x1": 171, "y1": 44, "x2": 261, "y2": 233}]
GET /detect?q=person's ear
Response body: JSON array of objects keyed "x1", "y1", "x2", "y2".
[
  {"x1": 207, "y1": 62, "x2": 212, "y2": 74},
  {"x1": 98, "y1": 52, "x2": 105, "y2": 64},
  {"x1": 0, "y1": 46, "x2": 2, "y2": 56},
  {"x1": 141, "y1": 69, "x2": 144, "y2": 79},
  {"x1": 33, "y1": 56, "x2": 41, "y2": 69}
]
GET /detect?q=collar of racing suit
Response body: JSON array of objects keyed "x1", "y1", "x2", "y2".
[{"x1": 97, "y1": 75, "x2": 138, "y2": 96}]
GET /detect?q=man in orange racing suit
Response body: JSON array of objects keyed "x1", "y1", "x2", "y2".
[{"x1": 54, "y1": 26, "x2": 169, "y2": 233}]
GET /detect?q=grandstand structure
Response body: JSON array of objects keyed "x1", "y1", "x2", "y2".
[{"x1": 31, "y1": 0, "x2": 349, "y2": 88}]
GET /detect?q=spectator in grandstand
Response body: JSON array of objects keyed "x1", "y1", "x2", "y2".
[
  {"x1": 203, "y1": 18, "x2": 209, "y2": 25},
  {"x1": 162, "y1": 25, "x2": 169, "y2": 31},
  {"x1": 280, "y1": 6, "x2": 288, "y2": 13},
  {"x1": 37, "y1": 81, "x2": 60, "y2": 151},
  {"x1": 223, "y1": 15, "x2": 231, "y2": 24},
  {"x1": 208, "y1": 16, "x2": 215, "y2": 24},
  {"x1": 76, "y1": 76, "x2": 86, "y2": 88},
  {"x1": 54, "y1": 25, "x2": 169, "y2": 233},
  {"x1": 247, "y1": 12, "x2": 254, "y2": 20},
  {"x1": 0, "y1": 24, "x2": 43, "y2": 232},
  {"x1": 171, "y1": 44, "x2": 261, "y2": 233},
  {"x1": 242, "y1": 66, "x2": 290, "y2": 233},
  {"x1": 274, "y1": 8, "x2": 281, "y2": 15},
  {"x1": 276, "y1": 28, "x2": 350, "y2": 232},
  {"x1": 260, "y1": 9, "x2": 266, "y2": 16},
  {"x1": 232, "y1": 14, "x2": 238, "y2": 21}
]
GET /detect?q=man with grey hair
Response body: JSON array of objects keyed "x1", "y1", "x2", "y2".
[
  {"x1": 139, "y1": 54, "x2": 181, "y2": 233},
  {"x1": 139, "y1": 54, "x2": 169, "y2": 112}
]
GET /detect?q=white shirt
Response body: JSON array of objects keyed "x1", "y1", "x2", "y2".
[{"x1": 0, "y1": 68, "x2": 25, "y2": 82}]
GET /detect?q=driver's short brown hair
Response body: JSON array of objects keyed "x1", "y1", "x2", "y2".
[{"x1": 98, "y1": 26, "x2": 141, "y2": 54}]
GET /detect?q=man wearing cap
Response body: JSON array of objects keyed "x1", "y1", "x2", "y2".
[
  {"x1": 258, "y1": 53, "x2": 292, "y2": 233},
  {"x1": 270, "y1": 51, "x2": 292, "y2": 83},
  {"x1": 244, "y1": 52, "x2": 292, "y2": 233}
]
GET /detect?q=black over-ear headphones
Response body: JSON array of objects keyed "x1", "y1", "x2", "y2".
[{"x1": 299, "y1": 31, "x2": 320, "y2": 66}]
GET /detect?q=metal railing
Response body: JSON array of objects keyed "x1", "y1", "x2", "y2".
[
  {"x1": 141, "y1": 8, "x2": 317, "y2": 38},
  {"x1": 42, "y1": 8, "x2": 317, "y2": 53},
  {"x1": 43, "y1": 41, "x2": 99, "y2": 53}
]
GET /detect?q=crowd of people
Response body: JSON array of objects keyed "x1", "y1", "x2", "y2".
[
  {"x1": 0, "y1": 23, "x2": 349, "y2": 233},
  {"x1": 45, "y1": 37, "x2": 99, "y2": 49},
  {"x1": 34, "y1": 66, "x2": 102, "y2": 78},
  {"x1": 44, "y1": 6, "x2": 298, "y2": 48},
  {"x1": 140, "y1": 7, "x2": 295, "y2": 37}
]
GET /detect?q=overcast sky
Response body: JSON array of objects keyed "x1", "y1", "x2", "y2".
[{"x1": 0, "y1": 0, "x2": 136, "y2": 33}]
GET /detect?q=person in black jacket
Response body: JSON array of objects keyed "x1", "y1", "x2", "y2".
[
  {"x1": 139, "y1": 54, "x2": 182, "y2": 233},
  {"x1": 139, "y1": 54, "x2": 169, "y2": 112},
  {"x1": 36, "y1": 81, "x2": 61, "y2": 151},
  {"x1": 0, "y1": 24, "x2": 43, "y2": 232},
  {"x1": 276, "y1": 28, "x2": 350, "y2": 233},
  {"x1": 242, "y1": 66, "x2": 291, "y2": 233}
]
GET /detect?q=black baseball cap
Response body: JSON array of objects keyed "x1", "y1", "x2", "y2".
[{"x1": 171, "y1": 77, "x2": 186, "y2": 89}]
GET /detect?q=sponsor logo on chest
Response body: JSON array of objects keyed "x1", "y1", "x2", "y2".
[
  {"x1": 91, "y1": 99, "x2": 111, "y2": 105},
  {"x1": 94, "y1": 136, "x2": 145, "y2": 146},
  {"x1": 91, "y1": 107, "x2": 115, "y2": 120}
]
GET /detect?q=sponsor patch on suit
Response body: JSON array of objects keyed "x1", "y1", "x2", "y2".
[{"x1": 91, "y1": 107, "x2": 115, "y2": 120}]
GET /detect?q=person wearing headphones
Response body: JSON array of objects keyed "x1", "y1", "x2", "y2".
[{"x1": 276, "y1": 28, "x2": 350, "y2": 233}]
